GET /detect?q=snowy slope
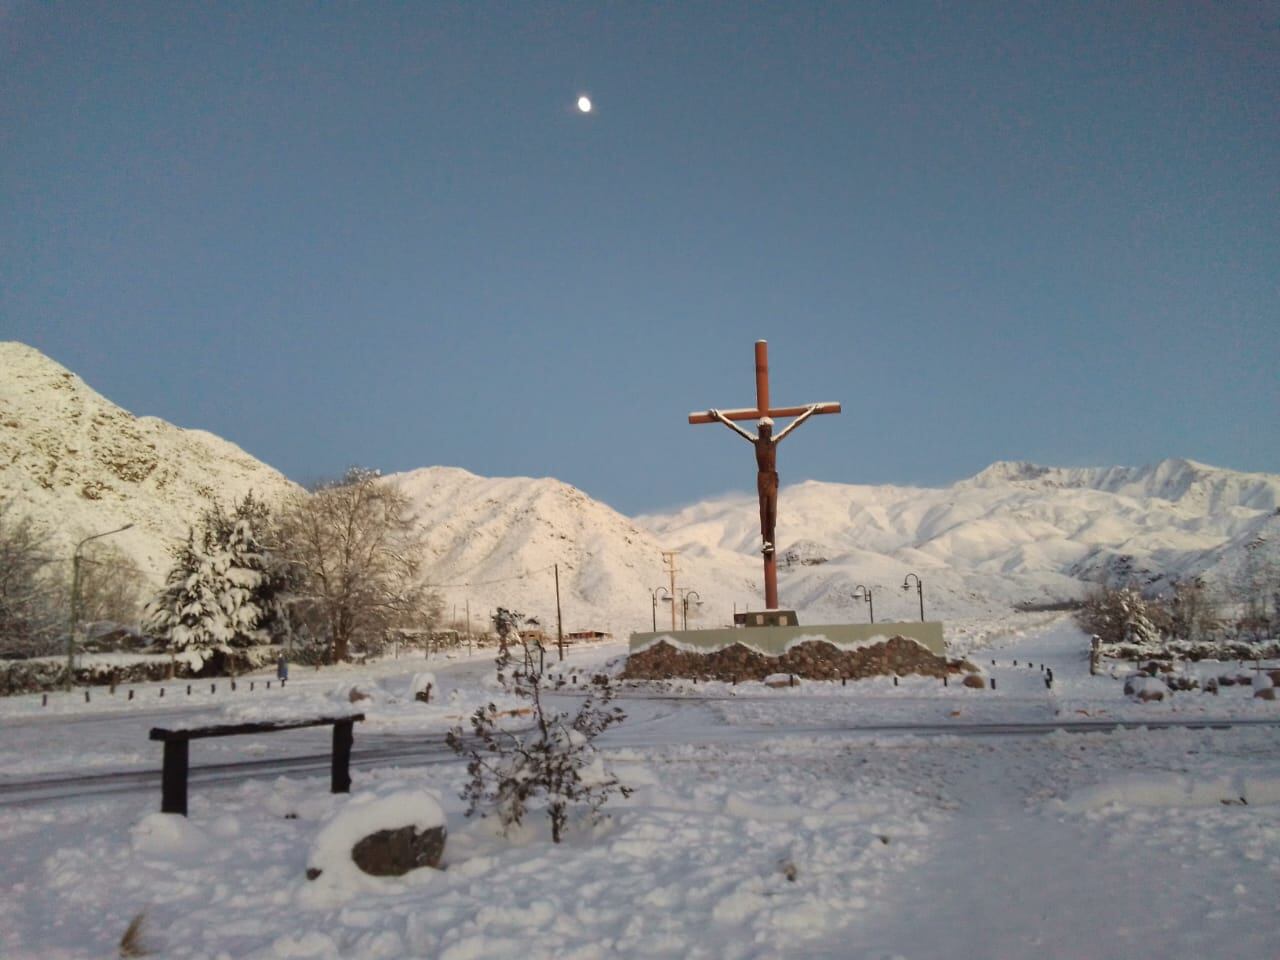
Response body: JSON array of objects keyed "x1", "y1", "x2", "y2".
[
  {"x1": 638, "y1": 462, "x2": 1280, "y2": 625},
  {"x1": 0, "y1": 342, "x2": 300, "y2": 581},
  {"x1": 387, "y1": 467, "x2": 758, "y2": 639}
]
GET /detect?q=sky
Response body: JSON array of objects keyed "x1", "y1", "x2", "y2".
[{"x1": 2, "y1": 2, "x2": 1278, "y2": 515}]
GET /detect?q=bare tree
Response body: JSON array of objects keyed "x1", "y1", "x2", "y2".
[
  {"x1": 278, "y1": 468, "x2": 439, "y2": 662},
  {"x1": 76, "y1": 541, "x2": 146, "y2": 629},
  {"x1": 0, "y1": 503, "x2": 63, "y2": 657}
]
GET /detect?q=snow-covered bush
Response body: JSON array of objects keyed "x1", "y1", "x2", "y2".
[{"x1": 446, "y1": 608, "x2": 630, "y2": 843}]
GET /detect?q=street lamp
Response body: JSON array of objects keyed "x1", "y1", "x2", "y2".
[
  {"x1": 67, "y1": 522, "x2": 134, "y2": 690},
  {"x1": 681, "y1": 590, "x2": 701, "y2": 631},
  {"x1": 650, "y1": 586, "x2": 672, "y2": 631},
  {"x1": 902, "y1": 573, "x2": 925, "y2": 622},
  {"x1": 852, "y1": 584, "x2": 874, "y2": 623}
]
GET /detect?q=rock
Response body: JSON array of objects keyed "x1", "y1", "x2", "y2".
[
  {"x1": 1254, "y1": 687, "x2": 1276, "y2": 701},
  {"x1": 1137, "y1": 689, "x2": 1164, "y2": 702},
  {"x1": 623, "y1": 636, "x2": 955, "y2": 683},
  {"x1": 351, "y1": 824, "x2": 447, "y2": 876},
  {"x1": 763, "y1": 673, "x2": 795, "y2": 688},
  {"x1": 348, "y1": 687, "x2": 370, "y2": 703},
  {"x1": 962, "y1": 674, "x2": 986, "y2": 689}
]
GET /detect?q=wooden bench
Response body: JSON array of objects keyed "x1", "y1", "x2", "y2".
[{"x1": 148, "y1": 714, "x2": 365, "y2": 815}]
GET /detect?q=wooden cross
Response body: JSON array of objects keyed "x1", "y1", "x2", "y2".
[{"x1": 689, "y1": 340, "x2": 840, "y2": 611}]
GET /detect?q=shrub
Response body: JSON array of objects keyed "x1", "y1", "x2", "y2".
[{"x1": 446, "y1": 608, "x2": 630, "y2": 843}]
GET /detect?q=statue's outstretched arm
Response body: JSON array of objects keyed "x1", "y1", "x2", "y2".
[
  {"x1": 709, "y1": 409, "x2": 757, "y2": 444},
  {"x1": 774, "y1": 405, "x2": 818, "y2": 444}
]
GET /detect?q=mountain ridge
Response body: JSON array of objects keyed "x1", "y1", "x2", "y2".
[{"x1": 2, "y1": 342, "x2": 1276, "y2": 633}]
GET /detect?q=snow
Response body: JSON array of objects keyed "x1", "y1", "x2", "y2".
[{"x1": 2, "y1": 615, "x2": 1279, "y2": 959}]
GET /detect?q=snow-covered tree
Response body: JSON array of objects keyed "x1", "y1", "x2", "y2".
[
  {"x1": 144, "y1": 493, "x2": 286, "y2": 669},
  {"x1": 1077, "y1": 585, "x2": 1162, "y2": 648}
]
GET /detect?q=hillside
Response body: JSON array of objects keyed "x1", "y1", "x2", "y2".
[
  {"x1": 387, "y1": 467, "x2": 757, "y2": 640},
  {"x1": 0, "y1": 342, "x2": 300, "y2": 580}
]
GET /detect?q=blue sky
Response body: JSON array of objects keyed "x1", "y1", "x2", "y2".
[{"x1": 3, "y1": 2, "x2": 1277, "y2": 514}]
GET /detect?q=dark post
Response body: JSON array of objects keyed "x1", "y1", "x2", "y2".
[
  {"x1": 555, "y1": 563, "x2": 564, "y2": 662},
  {"x1": 331, "y1": 720, "x2": 354, "y2": 794},
  {"x1": 161, "y1": 739, "x2": 189, "y2": 815}
]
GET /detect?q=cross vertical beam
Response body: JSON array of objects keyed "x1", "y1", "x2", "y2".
[{"x1": 689, "y1": 340, "x2": 840, "y2": 611}]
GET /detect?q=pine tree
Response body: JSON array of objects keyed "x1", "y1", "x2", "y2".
[
  {"x1": 144, "y1": 493, "x2": 287, "y2": 668},
  {"x1": 143, "y1": 530, "x2": 222, "y2": 669}
]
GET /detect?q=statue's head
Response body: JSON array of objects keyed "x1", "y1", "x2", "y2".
[{"x1": 757, "y1": 417, "x2": 774, "y2": 441}]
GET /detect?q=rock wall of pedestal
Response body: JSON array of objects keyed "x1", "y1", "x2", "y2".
[{"x1": 622, "y1": 635, "x2": 976, "y2": 683}]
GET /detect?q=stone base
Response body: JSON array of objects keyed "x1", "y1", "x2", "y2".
[{"x1": 623, "y1": 635, "x2": 973, "y2": 683}]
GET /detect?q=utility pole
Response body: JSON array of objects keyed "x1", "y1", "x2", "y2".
[
  {"x1": 465, "y1": 599, "x2": 472, "y2": 654},
  {"x1": 662, "y1": 550, "x2": 680, "y2": 631},
  {"x1": 555, "y1": 563, "x2": 564, "y2": 661}
]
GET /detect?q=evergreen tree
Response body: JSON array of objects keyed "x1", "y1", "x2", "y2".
[
  {"x1": 143, "y1": 530, "x2": 223, "y2": 668},
  {"x1": 144, "y1": 492, "x2": 288, "y2": 667}
]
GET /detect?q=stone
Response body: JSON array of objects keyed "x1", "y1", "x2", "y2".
[
  {"x1": 348, "y1": 687, "x2": 370, "y2": 703},
  {"x1": 1137, "y1": 689, "x2": 1164, "y2": 702},
  {"x1": 1254, "y1": 687, "x2": 1276, "y2": 701},
  {"x1": 623, "y1": 636, "x2": 965, "y2": 683},
  {"x1": 351, "y1": 824, "x2": 447, "y2": 877},
  {"x1": 962, "y1": 674, "x2": 986, "y2": 689}
]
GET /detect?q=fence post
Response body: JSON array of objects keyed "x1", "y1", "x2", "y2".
[
  {"x1": 160, "y1": 739, "x2": 189, "y2": 815},
  {"x1": 331, "y1": 720, "x2": 354, "y2": 794}
]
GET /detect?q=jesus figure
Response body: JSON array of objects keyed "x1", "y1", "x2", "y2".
[{"x1": 708, "y1": 405, "x2": 818, "y2": 556}]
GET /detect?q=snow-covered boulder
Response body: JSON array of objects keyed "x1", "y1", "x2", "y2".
[
  {"x1": 411, "y1": 671, "x2": 436, "y2": 703},
  {"x1": 1124, "y1": 675, "x2": 1166, "y2": 702},
  {"x1": 303, "y1": 791, "x2": 446, "y2": 905}
]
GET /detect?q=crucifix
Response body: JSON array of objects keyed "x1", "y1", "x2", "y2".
[{"x1": 689, "y1": 340, "x2": 841, "y2": 611}]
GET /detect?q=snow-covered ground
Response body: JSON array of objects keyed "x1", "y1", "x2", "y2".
[{"x1": 2, "y1": 616, "x2": 1279, "y2": 959}]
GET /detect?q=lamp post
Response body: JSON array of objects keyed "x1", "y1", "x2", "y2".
[
  {"x1": 681, "y1": 590, "x2": 701, "y2": 631},
  {"x1": 650, "y1": 586, "x2": 672, "y2": 631},
  {"x1": 902, "y1": 573, "x2": 924, "y2": 622},
  {"x1": 852, "y1": 584, "x2": 874, "y2": 623},
  {"x1": 67, "y1": 523, "x2": 134, "y2": 690}
]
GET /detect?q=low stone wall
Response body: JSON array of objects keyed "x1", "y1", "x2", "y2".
[
  {"x1": 623, "y1": 635, "x2": 971, "y2": 683},
  {"x1": 629, "y1": 621, "x2": 946, "y2": 657}
]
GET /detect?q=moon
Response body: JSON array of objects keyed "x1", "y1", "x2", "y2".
[{"x1": 576, "y1": 95, "x2": 592, "y2": 114}]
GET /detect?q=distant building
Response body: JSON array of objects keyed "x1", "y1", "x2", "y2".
[{"x1": 564, "y1": 630, "x2": 612, "y2": 643}]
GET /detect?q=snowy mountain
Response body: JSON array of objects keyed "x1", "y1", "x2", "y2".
[
  {"x1": 638, "y1": 461, "x2": 1280, "y2": 626},
  {"x1": 0, "y1": 342, "x2": 300, "y2": 580},
  {"x1": 3, "y1": 342, "x2": 1276, "y2": 636},
  {"x1": 386, "y1": 467, "x2": 758, "y2": 640}
]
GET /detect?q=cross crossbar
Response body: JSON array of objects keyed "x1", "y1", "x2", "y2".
[{"x1": 688, "y1": 402, "x2": 841, "y2": 424}]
